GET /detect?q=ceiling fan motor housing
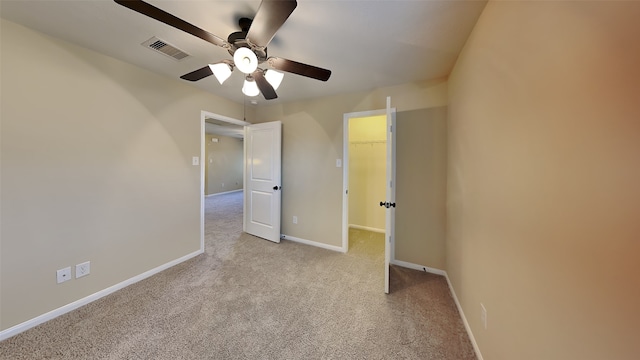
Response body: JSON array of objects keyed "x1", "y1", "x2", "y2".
[{"x1": 227, "y1": 18, "x2": 267, "y2": 61}]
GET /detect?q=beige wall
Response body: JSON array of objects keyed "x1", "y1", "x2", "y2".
[
  {"x1": 0, "y1": 19, "x2": 243, "y2": 330},
  {"x1": 205, "y1": 134, "x2": 243, "y2": 195},
  {"x1": 447, "y1": 1, "x2": 640, "y2": 359},
  {"x1": 348, "y1": 115, "x2": 386, "y2": 231},
  {"x1": 0, "y1": 17, "x2": 449, "y2": 333},
  {"x1": 255, "y1": 79, "x2": 448, "y2": 253},
  {"x1": 395, "y1": 107, "x2": 447, "y2": 269}
]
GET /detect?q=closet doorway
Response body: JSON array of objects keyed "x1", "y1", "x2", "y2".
[
  {"x1": 342, "y1": 112, "x2": 387, "y2": 257},
  {"x1": 342, "y1": 100, "x2": 396, "y2": 293}
]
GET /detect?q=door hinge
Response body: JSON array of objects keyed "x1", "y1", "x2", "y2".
[{"x1": 389, "y1": 125, "x2": 393, "y2": 133}]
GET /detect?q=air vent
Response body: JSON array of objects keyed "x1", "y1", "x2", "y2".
[{"x1": 141, "y1": 37, "x2": 190, "y2": 61}]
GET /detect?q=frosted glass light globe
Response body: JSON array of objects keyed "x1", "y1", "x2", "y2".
[
  {"x1": 264, "y1": 69, "x2": 284, "y2": 90},
  {"x1": 242, "y1": 78, "x2": 260, "y2": 97},
  {"x1": 208, "y1": 63, "x2": 232, "y2": 84},
  {"x1": 234, "y1": 47, "x2": 258, "y2": 74}
]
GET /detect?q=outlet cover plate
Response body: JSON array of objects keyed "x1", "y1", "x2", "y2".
[
  {"x1": 76, "y1": 261, "x2": 91, "y2": 278},
  {"x1": 57, "y1": 267, "x2": 72, "y2": 283}
]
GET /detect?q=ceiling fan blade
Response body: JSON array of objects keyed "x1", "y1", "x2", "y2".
[
  {"x1": 268, "y1": 57, "x2": 331, "y2": 82},
  {"x1": 246, "y1": 0, "x2": 297, "y2": 48},
  {"x1": 180, "y1": 66, "x2": 213, "y2": 82},
  {"x1": 253, "y1": 70, "x2": 278, "y2": 100},
  {"x1": 114, "y1": 0, "x2": 227, "y2": 48}
]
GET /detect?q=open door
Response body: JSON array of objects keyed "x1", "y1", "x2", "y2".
[
  {"x1": 384, "y1": 97, "x2": 396, "y2": 294},
  {"x1": 243, "y1": 121, "x2": 282, "y2": 243}
]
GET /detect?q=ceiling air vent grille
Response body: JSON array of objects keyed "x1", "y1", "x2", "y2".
[{"x1": 141, "y1": 37, "x2": 190, "y2": 61}]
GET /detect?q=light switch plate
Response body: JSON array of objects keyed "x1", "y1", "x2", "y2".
[{"x1": 192, "y1": 156, "x2": 199, "y2": 166}]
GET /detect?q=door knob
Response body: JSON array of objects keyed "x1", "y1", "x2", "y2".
[
  {"x1": 273, "y1": 186, "x2": 281, "y2": 191},
  {"x1": 380, "y1": 201, "x2": 386, "y2": 207}
]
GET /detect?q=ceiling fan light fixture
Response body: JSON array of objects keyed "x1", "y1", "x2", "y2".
[
  {"x1": 234, "y1": 47, "x2": 258, "y2": 74},
  {"x1": 209, "y1": 62, "x2": 233, "y2": 84},
  {"x1": 242, "y1": 77, "x2": 260, "y2": 97},
  {"x1": 264, "y1": 69, "x2": 284, "y2": 90}
]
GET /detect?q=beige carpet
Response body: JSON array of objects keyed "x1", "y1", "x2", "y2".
[{"x1": 0, "y1": 191, "x2": 476, "y2": 359}]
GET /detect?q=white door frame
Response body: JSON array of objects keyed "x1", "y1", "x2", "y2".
[
  {"x1": 341, "y1": 108, "x2": 394, "y2": 259},
  {"x1": 200, "y1": 110, "x2": 251, "y2": 252}
]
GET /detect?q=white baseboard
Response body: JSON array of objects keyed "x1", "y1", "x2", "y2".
[
  {"x1": 205, "y1": 189, "x2": 242, "y2": 197},
  {"x1": 0, "y1": 249, "x2": 203, "y2": 341},
  {"x1": 390, "y1": 259, "x2": 447, "y2": 276},
  {"x1": 281, "y1": 234, "x2": 346, "y2": 253},
  {"x1": 443, "y1": 274, "x2": 484, "y2": 360},
  {"x1": 348, "y1": 224, "x2": 385, "y2": 234},
  {"x1": 389, "y1": 259, "x2": 483, "y2": 360}
]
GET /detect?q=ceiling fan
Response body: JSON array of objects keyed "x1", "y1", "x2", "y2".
[{"x1": 114, "y1": 0, "x2": 332, "y2": 100}]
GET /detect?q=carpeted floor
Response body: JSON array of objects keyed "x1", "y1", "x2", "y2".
[{"x1": 0, "y1": 191, "x2": 476, "y2": 359}]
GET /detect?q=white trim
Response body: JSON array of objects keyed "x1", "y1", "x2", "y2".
[
  {"x1": 281, "y1": 234, "x2": 345, "y2": 253},
  {"x1": 348, "y1": 224, "x2": 385, "y2": 234},
  {"x1": 242, "y1": 124, "x2": 247, "y2": 233},
  {"x1": 390, "y1": 259, "x2": 446, "y2": 276},
  {"x1": 202, "y1": 111, "x2": 251, "y2": 127},
  {"x1": 444, "y1": 273, "x2": 484, "y2": 360},
  {"x1": 0, "y1": 249, "x2": 203, "y2": 342},
  {"x1": 342, "y1": 115, "x2": 349, "y2": 252},
  {"x1": 200, "y1": 111, "x2": 206, "y2": 253},
  {"x1": 205, "y1": 189, "x2": 243, "y2": 197}
]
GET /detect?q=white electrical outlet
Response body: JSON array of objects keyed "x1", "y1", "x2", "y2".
[
  {"x1": 76, "y1": 261, "x2": 91, "y2": 278},
  {"x1": 56, "y1": 267, "x2": 71, "y2": 284},
  {"x1": 222, "y1": 183, "x2": 225, "y2": 188},
  {"x1": 293, "y1": 216, "x2": 298, "y2": 224},
  {"x1": 481, "y1": 303, "x2": 487, "y2": 329}
]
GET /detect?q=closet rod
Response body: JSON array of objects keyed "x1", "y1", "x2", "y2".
[{"x1": 349, "y1": 140, "x2": 386, "y2": 145}]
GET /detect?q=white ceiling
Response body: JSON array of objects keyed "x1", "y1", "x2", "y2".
[{"x1": 0, "y1": 0, "x2": 487, "y2": 106}]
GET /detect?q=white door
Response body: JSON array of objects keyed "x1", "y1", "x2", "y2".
[
  {"x1": 244, "y1": 121, "x2": 282, "y2": 243},
  {"x1": 384, "y1": 97, "x2": 396, "y2": 294}
]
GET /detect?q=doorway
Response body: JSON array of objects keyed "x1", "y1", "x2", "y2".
[
  {"x1": 344, "y1": 114, "x2": 387, "y2": 258},
  {"x1": 342, "y1": 99, "x2": 396, "y2": 293},
  {"x1": 200, "y1": 111, "x2": 283, "y2": 246},
  {"x1": 200, "y1": 111, "x2": 250, "y2": 252}
]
